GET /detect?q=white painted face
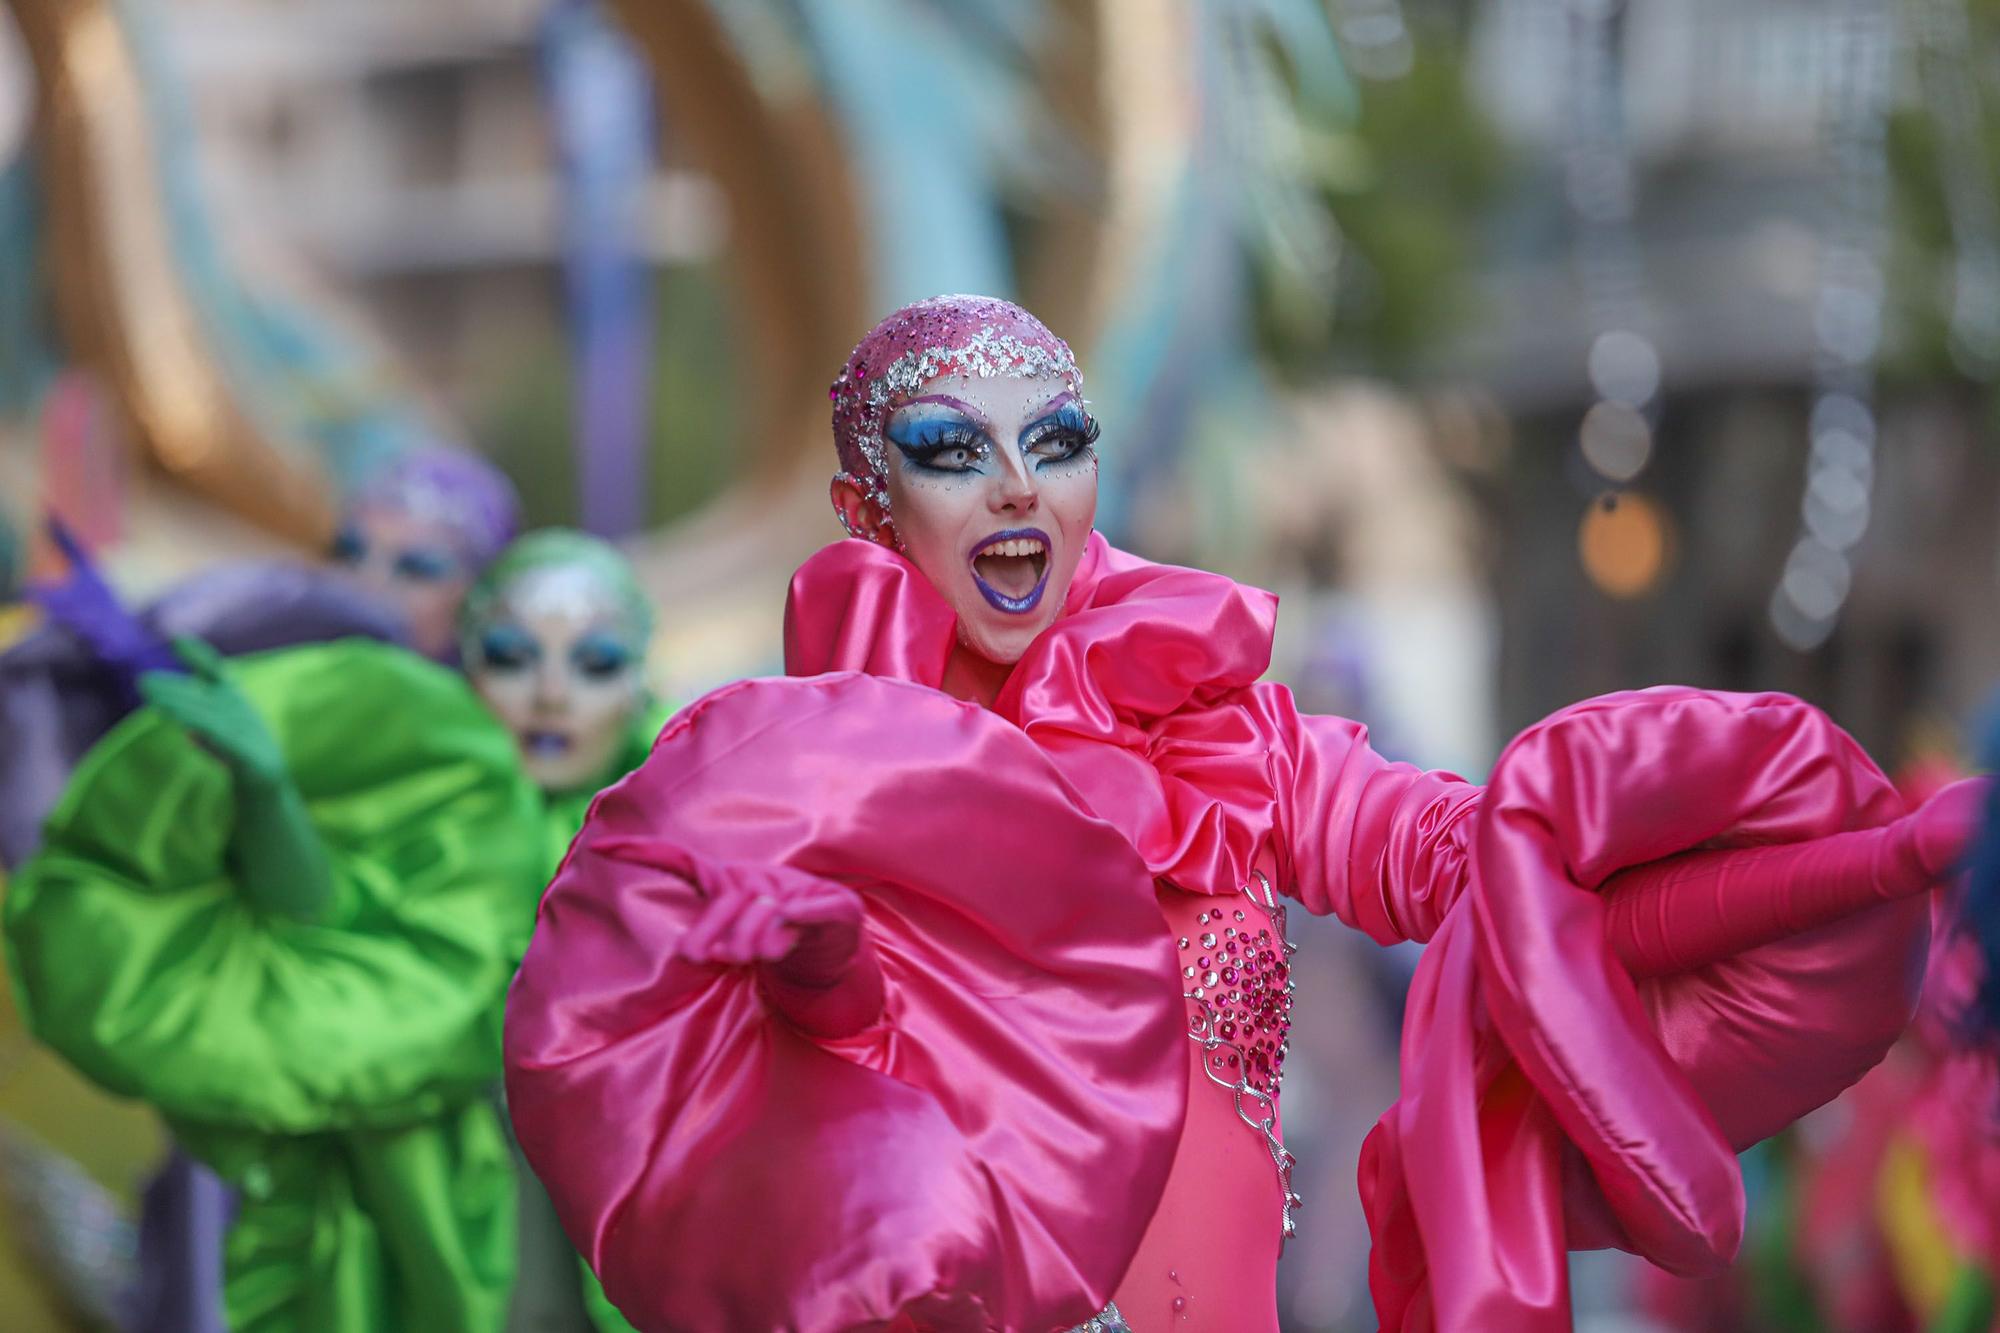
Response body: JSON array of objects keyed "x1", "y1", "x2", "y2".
[
  {"x1": 873, "y1": 371, "x2": 1099, "y2": 665},
  {"x1": 331, "y1": 503, "x2": 476, "y2": 661},
  {"x1": 463, "y1": 563, "x2": 646, "y2": 792}
]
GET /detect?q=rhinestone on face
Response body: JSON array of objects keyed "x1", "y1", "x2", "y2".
[
  {"x1": 1200, "y1": 932, "x2": 1217, "y2": 948},
  {"x1": 1183, "y1": 966, "x2": 1196, "y2": 979},
  {"x1": 829, "y1": 298, "x2": 1085, "y2": 517},
  {"x1": 1177, "y1": 936, "x2": 1190, "y2": 950}
]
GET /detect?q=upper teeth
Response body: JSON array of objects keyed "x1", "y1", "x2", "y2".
[{"x1": 986, "y1": 538, "x2": 1046, "y2": 558}]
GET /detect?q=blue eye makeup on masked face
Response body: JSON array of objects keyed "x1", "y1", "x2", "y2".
[
  {"x1": 393, "y1": 546, "x2": 460, "y2": 583},
  {"x1": 330, "y1": 526, "x2": 366, "y2": 566},
  {"x1": 478, "y1": 624, "x2": 540, "y2": 673},
  {"x1": 570, "y1": 632, "x2": 636, "y2": 680}
]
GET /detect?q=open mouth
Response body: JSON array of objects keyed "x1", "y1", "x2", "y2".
[
  {"x1": 968, "y1": 528, "x2": 1051, "y2": 614},
  {"x1": 523, "y1": 729, "x2": 574, "y2": 758}
]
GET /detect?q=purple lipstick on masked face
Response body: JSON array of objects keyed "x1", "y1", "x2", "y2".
[
  {"x1": 967, "y1": 527, "x2": 1052, "y2": 614},
  {"x1": 524, "y1": 730, "x2": 574, "y2": 757}
]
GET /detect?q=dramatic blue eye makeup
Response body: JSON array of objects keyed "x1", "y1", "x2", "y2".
[
  {"x1": 1021, "y1": 401, "x2": 1100, "y2": 469},
  {"x1": 479, "y1": 624, "x2": 540, "y2": 672},
  {"x1": 886, "y1": 403, "x2": 993, "y2": 476},
  {"x1": 330, "y1": 526, "x2": 366, "y2": 566},
  {"x1": 392, "y1": 546, "x2": 460, "y2": 583},
  {"x1": 570, "y1": 632, "x2": 636, "y2": 680}
]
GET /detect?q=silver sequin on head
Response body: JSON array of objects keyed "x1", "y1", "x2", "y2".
[{"x1": 828, "y1": 295, "x2": 1084, "y2": 524}]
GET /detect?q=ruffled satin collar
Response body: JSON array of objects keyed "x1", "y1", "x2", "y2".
[
  {"x1": 782, "y1": 532, "x2": 1277, "y2": 731},
  {"x1": 784, "y1": 534, "x2": 1282, "y2": 896}
]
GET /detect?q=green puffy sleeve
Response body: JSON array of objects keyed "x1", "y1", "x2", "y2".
[{"x1": 4, "y1": 639, "x2": 543, "y2": 1135}]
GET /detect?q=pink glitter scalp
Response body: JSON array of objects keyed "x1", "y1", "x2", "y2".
[{"x1": 829, "y1": 294, "x2": 1084, "y2": 508}]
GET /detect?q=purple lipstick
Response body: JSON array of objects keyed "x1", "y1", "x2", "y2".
[{"x1": 967, "y1": 527, "x2": 1051, "y2": 614}]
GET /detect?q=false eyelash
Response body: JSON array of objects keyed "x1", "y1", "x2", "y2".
[
  {"x1": 1025, "y1": 410, "x2": 1101, "y2": 466},
  {"x1": 1035, "y1": 407, "x2": 1100, "y2": 446},
  {"x1": 892, "y1": 428, "x2": 989, "y2": 471}
]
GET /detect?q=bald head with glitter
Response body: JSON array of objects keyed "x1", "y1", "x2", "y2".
[
  {"x1": 826, "y1": 295, "x2": 1101, "y2": 673},
  {"x1": 829, "y1": 295, "x2": 1083, "y2": 512}
]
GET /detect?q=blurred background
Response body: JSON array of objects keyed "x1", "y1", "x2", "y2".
[{"x1": 3, "y1": 0, "x2": 1999, "y2": 1329}]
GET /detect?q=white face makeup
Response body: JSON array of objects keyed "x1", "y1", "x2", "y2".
[
  {"x1": 331, "y1": 504, "x2": 476, "y2": 661},
  {"x1": 877, "y1": 371, "x2": 1099, "y2": 665},
  {"x1": 463, "y1": 564, "x2": 647, "y2": 792}
]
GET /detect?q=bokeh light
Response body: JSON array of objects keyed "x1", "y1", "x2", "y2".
[
  {"x1": 1578, "y1": 491, "x2": 1671, "y2": 600},
  {"x1": 1586, "y1": 330, "x2": 1661, "y2": 408},
  {"x1": 1577, "y1": 399, "x2": 1651, "y2": 482}
]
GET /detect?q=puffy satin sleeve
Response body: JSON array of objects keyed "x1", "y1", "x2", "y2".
[
  {"x1": 3, "y1": 639, "x2": 543, "y2": 1133},
  {"x1": 1361, "y1": 686, "x2": 1928, "y2": 1332},
  {"x1": 504, "y1": 673, "x2": 1186, "y2": 1333},
  {"x1": 1256, "y1": 683, "x2": 1481, "y2": 943}
]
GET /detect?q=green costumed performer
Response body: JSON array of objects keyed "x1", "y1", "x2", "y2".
[
  {"x1": 457, "y1": 529, "x2": 664, "y2": 1333},
  {"x1": 5, "y1": 635, "x2": 543, "y2": 1331}
]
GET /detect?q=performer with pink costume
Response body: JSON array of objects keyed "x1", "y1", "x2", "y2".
[{"x1": 505, "y1": 295, "x2": 1983, "y2": 1332}]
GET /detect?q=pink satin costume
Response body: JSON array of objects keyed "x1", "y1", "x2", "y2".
[
  {"x1": 505, "y1": 299, "x2": 1976, "y2": 1333},
  {"x1": 505, "y1": 529, "x2": 1980, "y2": 1332}
]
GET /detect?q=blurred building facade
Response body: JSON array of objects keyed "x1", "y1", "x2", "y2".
[
  {"x1": 162, "y1": 0, "x2": 720, "y2": 408},
  {"x1": 1452, "y1": 0, "x2": 2000, "y2": 759}
]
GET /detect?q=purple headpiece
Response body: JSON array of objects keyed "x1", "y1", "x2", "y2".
[
  {"x1": 829, "y1": 295, "x2": 1083, "y2": 514},
  {"x1": 349, "y1": 446, "x2": 522, "y2": 568}
]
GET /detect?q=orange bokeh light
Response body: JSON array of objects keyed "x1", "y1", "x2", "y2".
[{"x1": 1578, "y1": 491, "x2": 1672, "y2": 599}]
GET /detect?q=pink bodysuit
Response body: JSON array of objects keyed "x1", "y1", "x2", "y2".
[{"x1": 506, "y1": 533, "x2": 1959, "y2": 1332}]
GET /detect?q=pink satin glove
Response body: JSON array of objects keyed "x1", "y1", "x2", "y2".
[
  {"x1": 1604, "y1": 777, "x2": 1988, "y2": 979},
  {"x1": 673, "y1": 859, "x2": 885, "y2": 1039}
]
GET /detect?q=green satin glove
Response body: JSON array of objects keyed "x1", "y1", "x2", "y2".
[{"x1": 139, "y1": 637, "x2": 334, "y2": 922}]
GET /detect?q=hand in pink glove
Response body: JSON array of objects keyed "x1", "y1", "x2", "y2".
[
  {"x1": 1901, "y1": 775, "x2": 1988, "y2": 879},
  {"x1": 1605, "y1": 777, "x2": 1989, "y2": 979},
  {"x1": 673, "y1": 860, "x2": 885, "y2": 1039}
]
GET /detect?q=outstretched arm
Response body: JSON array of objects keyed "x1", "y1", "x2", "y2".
[
  {"x1": 1604, "y1": 778, "x2": 1984, "y2": 978},
  {"x1": 1263, "y1": 688, "x2": 1481, "y2": 943},
  {"x1": 1268, "y1": 681, "x2": 1979, "y2": 968}
]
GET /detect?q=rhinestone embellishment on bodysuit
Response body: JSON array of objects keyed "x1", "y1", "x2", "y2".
[
  {"x1": 1178, "y1": 870, "x2": 1302, "y2": 1244},
  {"x1": 1065, "y1": 1300, "x2": 1133, "y2": 1333}
]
